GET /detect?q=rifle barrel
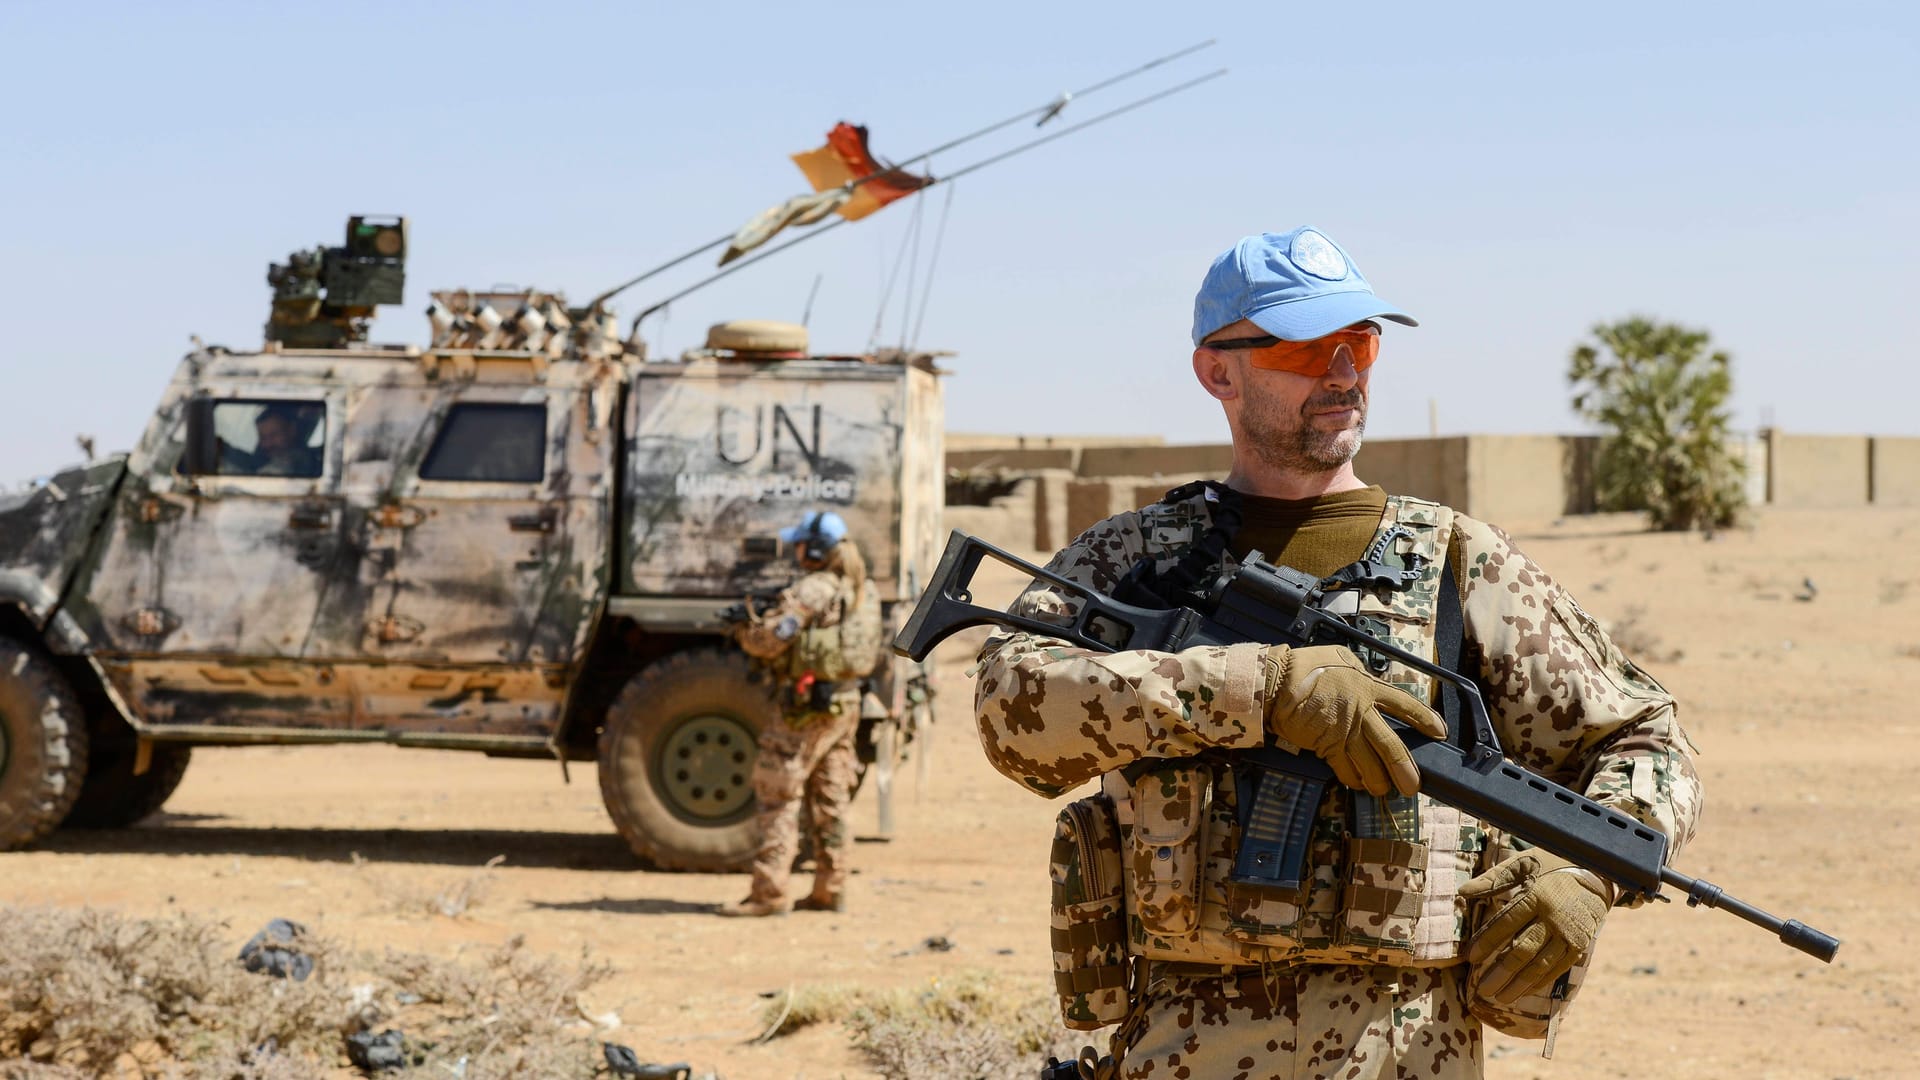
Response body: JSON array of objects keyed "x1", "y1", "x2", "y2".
[{"x1": 1660, "y1": 867, "x2": 1840, "y2": 961}]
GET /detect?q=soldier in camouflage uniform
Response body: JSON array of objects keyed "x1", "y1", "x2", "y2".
[
  {"x1": 978, "y1": 228, "x2": 1702, "y2": 1077},
  {"x1": 722, "y1": 511, "x2": 881, "y2": 917}
]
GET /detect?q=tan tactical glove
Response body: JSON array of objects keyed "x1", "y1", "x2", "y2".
[
  {"x1": 1459, "y1": 849, "x2": 1613, "y2": 1004},
  {"x1": 1262, "y1": 645, "x2": 1448, "y2": 797}
]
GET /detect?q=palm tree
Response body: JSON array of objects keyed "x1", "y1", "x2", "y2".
[{"x1": 1568, "y1": 317, "x2": 1746, "y2": 531}]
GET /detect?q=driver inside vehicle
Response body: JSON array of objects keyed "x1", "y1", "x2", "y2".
[{"x1": 220, "y1": 402, "x2": 323, "y2": 478}]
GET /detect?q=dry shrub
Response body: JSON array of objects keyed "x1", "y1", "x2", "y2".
[
  {"x1": 157, "y1": 1045, "x2": 326, "y2": 1080},
  {"x1": 366, "y1": 933, "x2": 615, "y2": 1078},
  {"x1": 352, "y1": 852, "x2": 506, "y2": 919},
  {"x1": 0, "y1": 1063, "x2": 112, "y2": 1080},
  {"x1": 0, "y1": 905, "x2": 344, "y2": 1074},
  {"x1": 760, "y1": 969, "x2": 1085, "y2": 1080},
  {"x1": 0, "y1": 905, "x2": 614, "y2": 1080}
]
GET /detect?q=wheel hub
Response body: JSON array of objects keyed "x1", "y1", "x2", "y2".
[{"x1": 656, "y1": 712, "x2": 756, "y2": 822}]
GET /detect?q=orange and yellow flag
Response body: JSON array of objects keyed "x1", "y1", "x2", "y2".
[{"x1": 790, "y1": 123, "x2": 932, "y2": 221}]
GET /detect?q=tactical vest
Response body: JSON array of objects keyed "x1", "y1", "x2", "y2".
[
  {"x1": 787, "y1": 576, "x2": 882, "y2": 683},
  {"x1": 1111, "y1": 488, "x2": 1487, "y2": 969}
]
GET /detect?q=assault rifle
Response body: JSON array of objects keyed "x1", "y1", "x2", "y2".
[
  {"x1": 894, "y1": 530, "x2": 1840, "y2": 962},
  {"x1": 716, "y1": 588, "x2": 785, "y2": 627}
]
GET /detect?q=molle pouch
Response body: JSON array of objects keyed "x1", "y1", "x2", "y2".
[
  {"x1": 1465, "y1": 833, "x2": 1606, "y2": 1046},
  {"x1": 1225, "y1": 785, "x2": 1344, "y2": 947},
  {"x1": 1128, "y1": 763, "x2": 1209, "y2": 937},
  {"x1": 1337, "y1": 837, "x2": 1428, "y2": 955},
  {"x1": 1050, "y1": 794, "x2": 1129, "y2": 1030}
]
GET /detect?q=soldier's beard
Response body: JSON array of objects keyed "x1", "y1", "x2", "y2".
[{"x1": 1242, "y1": 386, "x2": 1367, "y2": 473}]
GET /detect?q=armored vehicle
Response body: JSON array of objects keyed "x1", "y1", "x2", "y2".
[{"x1": 0, "y1": 218, "x2": 944, "y2": 869}]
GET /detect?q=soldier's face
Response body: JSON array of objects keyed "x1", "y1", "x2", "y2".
[
  {"x1": 255, "y1": 415, "x2": 296, "y2": 455},
  {"x1": 1197, "y1": 319, "x2": 1370, "y2": 473}
]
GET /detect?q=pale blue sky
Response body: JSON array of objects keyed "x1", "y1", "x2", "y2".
[{"x1": 4, "y1": 1, "x2": 1915, "y2": 481}]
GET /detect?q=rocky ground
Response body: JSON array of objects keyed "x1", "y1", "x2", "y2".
[{"x1": 5, "y1": 506, "x2": 1917, "y2": 1079}]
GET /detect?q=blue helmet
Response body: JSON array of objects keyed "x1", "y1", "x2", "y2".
[{"x1": 779, "y1": 511, "x2": 848, "y2": 562}]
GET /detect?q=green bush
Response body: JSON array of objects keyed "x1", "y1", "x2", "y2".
[{"x1": 1569, "y1": 317, "x2": 1747, "y2": 531}]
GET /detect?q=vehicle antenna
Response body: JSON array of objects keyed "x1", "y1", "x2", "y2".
[
  {"x1": 801, "y1": 272, "x2": 824, "y2": 328},
  {"x1": 589, "y1": 40, "x2": 1218, "y2": 311},
  {"x1": 626, "y1": 67, "x2": 1228, "y2": 333}
]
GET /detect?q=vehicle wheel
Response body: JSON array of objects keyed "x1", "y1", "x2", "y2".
[
  {"x1": 63, "y1": 741, "x2": 192, "y2": 829},
  {"x1": 598, "y1": 648, "x2": 777, "y2": 871},
  {"x1": 0, "y1": 639, "x2": 89, "y2": 850}
]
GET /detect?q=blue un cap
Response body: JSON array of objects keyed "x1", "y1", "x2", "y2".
[
  {"x1": 779, "y1": 510, "x2": 848, "y2": 551},
  {"x1": 1191, "y1": 226, "x2": 1417, "y2": 346}
]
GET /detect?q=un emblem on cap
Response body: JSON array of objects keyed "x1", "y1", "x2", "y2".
[{"x1": 1289, "y1": 230, "x2": 1349, "y2": 281}]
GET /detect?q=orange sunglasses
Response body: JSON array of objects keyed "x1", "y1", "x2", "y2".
[{"x1": 1203, "y1": 324, "x2": 1380, "y2": 377}]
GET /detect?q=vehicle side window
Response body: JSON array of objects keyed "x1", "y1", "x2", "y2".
[
  {"x1": 194, "y1": 399, "x2": 327, "y2": 478},
  {"x1": 420, "y1": 403, "x2": 546, "y2": 483}
]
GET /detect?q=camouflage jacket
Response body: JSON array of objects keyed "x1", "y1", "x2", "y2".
[
  {"x1": 976, "y1": 486, "x2": 1702, "y2": 970},
  {"x1": 735, "y1": 569, "x2": 880, "y2": 690},
  {"x1": 737, "y1": 570, "x2": 851, "y2": 670}
]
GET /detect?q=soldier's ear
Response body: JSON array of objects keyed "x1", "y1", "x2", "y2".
[{"x1": 1193, "y1": 345, "x2": 1239, "y2": 401}]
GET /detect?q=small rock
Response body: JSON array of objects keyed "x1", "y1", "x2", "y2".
[
  {"x1": 602, "y1": 1043, "x2": 690, "y2": 1079},
  {"x1": 345, "y1": 1029, "x2": 409, "y2": 1072},
  {"x1": 238, "y1": 918, "x2": 314, "y2": 981}
]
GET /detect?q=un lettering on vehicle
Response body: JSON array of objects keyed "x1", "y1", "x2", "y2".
[{"x1": 623, "y1": 367, "x2": 907, "y2": 597}]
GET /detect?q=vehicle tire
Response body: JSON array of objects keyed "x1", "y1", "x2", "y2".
[
  {"x1": 598, "y1": 648, "x2": 778, "y2": 871},
  {"x1": 0, "y1": 638, "x2": 90, "y2": 850},
  {"x1": 62, "y1": 741, "x2": 192, "y2": 829}
]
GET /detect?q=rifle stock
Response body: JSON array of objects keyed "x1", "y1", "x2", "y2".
[{"x1": 893, "y1": 530, "x2": 1839, "y2": 963}]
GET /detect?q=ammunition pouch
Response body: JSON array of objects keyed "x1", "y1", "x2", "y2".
[
  {"x1": 1050, "y1": 794, "x2": 1129, "y2": 1031},
  {"x1": 1338, "y1": 836, "x2": 1429, "y2": 953},
  {"x1": 1127, "y1": 762, "x2": 1208, "y2": 937}
]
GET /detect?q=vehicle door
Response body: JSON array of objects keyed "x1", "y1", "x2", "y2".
[
  {"x1": 73, "y1": 387, "x2": 350, "y2": 731},
  {"x1": 310, "y1": 360, "x2": 619, "y2": 740}
]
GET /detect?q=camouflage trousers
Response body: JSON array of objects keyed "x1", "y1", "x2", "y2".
[
  {"x1": 1116, "y1": 962, "x2": 1481, "y2": 1080},
  {"x1": 744, "y1": 695, "x2": 860, "y2": 907}
]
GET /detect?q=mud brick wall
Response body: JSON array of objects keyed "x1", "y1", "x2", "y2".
[
  {"x1": 1765, "y1": 433, "x2": 1870, "y2": 507},
  {"x1": 947, "y1": 431, "x2": 1920, "y2": 550},
  {"x1": 1870, "y1": 437, "x2": 1920, "y2": 506}
]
